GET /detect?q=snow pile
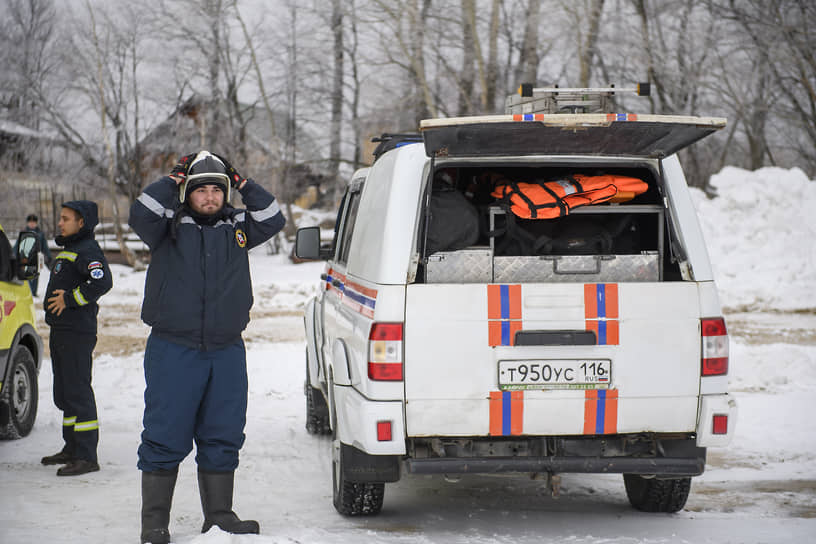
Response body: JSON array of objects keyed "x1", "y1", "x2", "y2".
[{"x1": 690, "y1": 166, "x2": 816, "y2": 311}]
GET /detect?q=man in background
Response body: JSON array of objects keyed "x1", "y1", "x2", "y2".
[
  {"x1": 41, "y1": 201, "x2": 112, "y2": 476},
  {"x1": 15, "y1": 213, "x2": 52, "y2": 296}
]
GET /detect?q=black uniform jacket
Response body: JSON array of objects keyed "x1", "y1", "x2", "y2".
[
  {"x1": 128, "y1": 176, "x2": 285, "y2": 351},
  {"x1": 44, "y1": 200, "x2": 113, "y2": 333}
]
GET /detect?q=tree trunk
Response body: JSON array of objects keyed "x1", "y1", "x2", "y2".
[
  {"x1": 459, "y1": 0, "x2": 477, "y2": 115},
  {"x1": 329, "y1": 0, "x2": 344, "y2": 179},
  {"x1": 513, "y1": 0, "x2": 541, "y2": 86},
  {"x1": 578, "y1": 0, "x2": 605, "y2": 87},
  {"x1": 484, "y1": 0, "x2": 501, "y2": 112},
  {"x1": 410, "y1": 0, "x2": 436, "y2": 125}
]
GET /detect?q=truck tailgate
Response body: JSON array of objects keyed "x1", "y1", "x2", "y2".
[{"x1": 403, "y1": 282, "x2": 702, "y2": 437}]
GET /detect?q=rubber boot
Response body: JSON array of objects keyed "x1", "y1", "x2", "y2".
[
  {"x1": 140, "y1": 468, "x2": 178, "y2": 544},
  {"x1": 198, "y1": 469, "x2": 260, "y2": 534}
]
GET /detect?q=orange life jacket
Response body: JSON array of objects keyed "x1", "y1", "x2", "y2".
[{"x1": 490, "y1": 174, "x2": 649, "y2": 219}]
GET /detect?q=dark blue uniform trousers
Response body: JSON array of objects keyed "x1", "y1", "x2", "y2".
[
  {"x1": 137, "y1": 334, "x2": 248, "y2": 473},
  {"x1": 49, "y1": 330, "x2": 99, "y2": 463}
]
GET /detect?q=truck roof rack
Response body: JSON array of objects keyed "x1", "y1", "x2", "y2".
[
  {"x1": 371, "y1": 133, "x2": 423, "y2": 161},
  {"x1": 506, "y1": 83, "x2": 651, "y2": 115}
]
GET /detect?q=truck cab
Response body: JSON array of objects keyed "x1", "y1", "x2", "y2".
[{"x1": 296, "y1": 86, "x2": 736, "y2": 516}]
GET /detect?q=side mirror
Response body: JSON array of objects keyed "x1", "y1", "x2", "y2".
[
  {"x1": 295, "y1": 227, "x2": 331, "y2": 260},
  {"x1": 15, "y1": 231, "x2": 40, "y2": 281}
]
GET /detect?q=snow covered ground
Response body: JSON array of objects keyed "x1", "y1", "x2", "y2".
[{"x1": 1, "y1": 166, "x2": 815, "y2": 543}]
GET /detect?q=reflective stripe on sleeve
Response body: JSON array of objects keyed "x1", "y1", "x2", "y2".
[
  {"x1": 63, "y1": 416, "x2": 77, "y2": 427},
  {"x1": 56, "y1": 251, "x2": 78, "y2": 262},
  {"x1": 73, "y1": 287, "x2": 89, "y2": 306},
  {"x1": 137, "y1": 192, "x2": 174, "y2": 218},
  {"x1": 74, "y1": 419, "x2": 99, "y2": 432},
  {"x1": 248, "y1": 200, "x2": 281, "y2": 222}
]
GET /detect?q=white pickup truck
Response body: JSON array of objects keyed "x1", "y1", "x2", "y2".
[{"x1": 296, "y1": 94, "x2": 736, "y2": 516}]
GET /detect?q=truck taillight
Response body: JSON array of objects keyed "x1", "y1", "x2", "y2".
[
  {"x1": 701, "y1": 317, "x2": 729, "y2": 376},
  {"x1": 368, "y1": 323, "x2": 403, "y2": 381},
  {"x1": 712, "y1": 414, "x2": 729, "y2": 435},
  {"x1": 377, "y1": 420, "x2": 393, "y2": 441}
]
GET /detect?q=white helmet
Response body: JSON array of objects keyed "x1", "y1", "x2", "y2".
[{"x1": 179, "y1": 150, "x2": 230, "y2": 203}]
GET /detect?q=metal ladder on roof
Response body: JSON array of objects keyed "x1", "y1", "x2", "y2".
[{"x1": 505, "y1": 83, "x2": 651, "y2": 115}]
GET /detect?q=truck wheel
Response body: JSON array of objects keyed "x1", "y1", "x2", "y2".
[
  {"x1": 623, "y1": 474, "x2": 691, "y2": 513},
  {"x1": 332, "y1": 439, "x2": 385, "y2": 516},
  {"x1": 305, "y1": 350, "x2": 331, "y2": 435},
  {"x1": 0, "y1": 345, "x2": 38, "y2": 440}
]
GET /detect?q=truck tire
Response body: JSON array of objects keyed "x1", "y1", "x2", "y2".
[
  {"x1": 332, "y1": 439, "x2": 385, "y2": 516},
  {"x1": 623, "y1": 474, "x2": 691, "y2": 513},
  {"x1": 305, "y1": 350, "x2": 331, "y2": 435},
  {"x1": 0, "y1": 345, "x2": 38, "y2": 440}
]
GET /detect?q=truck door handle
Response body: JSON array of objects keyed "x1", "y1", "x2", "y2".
[{"x1": 331, "y1": 279, "x2": 343, "y2": 288}]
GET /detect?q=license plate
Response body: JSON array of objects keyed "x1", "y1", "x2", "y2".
[{"x1": 498, "y1": 359, "x2": 611, "y2": 390}]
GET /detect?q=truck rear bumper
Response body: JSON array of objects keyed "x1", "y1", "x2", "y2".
[
  {"x1": 405, "y1": 434, "x2": 706, "y2": 476},
  {"x1": 406, "y1": 455, "x2": 705, "y2": 476}
]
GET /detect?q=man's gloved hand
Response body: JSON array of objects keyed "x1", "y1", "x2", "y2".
[
  {"x1": 169, "y1": 152, "x2": 197, "y2": 184},
  {"x1": 214, "y1": 153, "x2": 247, "y2": 189}
]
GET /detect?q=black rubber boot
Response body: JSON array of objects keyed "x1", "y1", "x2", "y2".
[
  {"x1": 140, "y1": 468, "x2": 178, "y2": 544},
  {"x1": 198, "y1": 469, "x2": 260, "y2": 534},
  {"x1": 41, "y1": 449, "x2": 75, "y2": 466}
]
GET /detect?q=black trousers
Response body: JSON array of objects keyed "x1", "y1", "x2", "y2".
[{"x1": 49, "y1": 329, "x2": 99, "y2": 463}]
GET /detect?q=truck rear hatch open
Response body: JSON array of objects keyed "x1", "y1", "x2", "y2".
[{"x1": 420, "y1": 113, "x2": 726, "y2": 158}]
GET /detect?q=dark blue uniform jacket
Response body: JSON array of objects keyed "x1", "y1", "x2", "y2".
[
  {"x1": 128, "y1": 177, "x2": 285, "y2": 351},
  {"x1": 44, "y1": 200, "x2": 113, "y2": 333}
]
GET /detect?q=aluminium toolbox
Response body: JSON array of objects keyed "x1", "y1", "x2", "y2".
[
  {"x1": 493, "y1": 252, "x2": 659, "y2": 283},
  {"x1": 426, "y1": 248, "x2": 659, "y2": 283},
  {"x1": 426, "y1": 248, "x2": 493, "y2": 283}
]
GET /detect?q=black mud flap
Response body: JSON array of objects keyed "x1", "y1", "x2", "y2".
[{"x1": 341, "y1": 443, "x2": 401, "y2": 483}]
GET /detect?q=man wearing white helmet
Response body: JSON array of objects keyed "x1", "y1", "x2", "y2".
[{"x1": 128, "y1": 151, "x2": 285, "y2": 543}]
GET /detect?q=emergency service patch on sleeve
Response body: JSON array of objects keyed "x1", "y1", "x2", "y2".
[
  {"x1": 88, "y1": 261, "x2": 105, "y2": 279},
  {"x1": 235, "y1": 229, "x2": 247, "y2": 248}
]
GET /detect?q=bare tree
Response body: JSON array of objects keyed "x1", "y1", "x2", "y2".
[
  {"x1": 717, "y1": 0, "x2": 816, "y2": 173},
  {"x1": 484, "y1": 0, "x2": 502, "y2": 112},
  {"x1": 81, "y1": 1, "x2": 140, "y2": 265},
  {"x1": 0, "y1": 0, "x2": 56, "y2": 129},
  {"x1": 576, "y1": 0, "x2": 606, "y2": 87},
  {"x1": 329, "y1": 0, "x2": 344, "y2": 179},
  {"x1": 458, "y1": 0, "x2": 477, "y2": 115},
  {"x1": 513, "y1": 0, "x2": 542, "y2": 86},
  {"x1": 368, "y1": 0, "x2": 438, "y2": 124},
  {"x1": 346, "y1": 0, "x2": 365, "y2": 171}
]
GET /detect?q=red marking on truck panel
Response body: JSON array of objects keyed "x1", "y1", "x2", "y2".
[
  {"x1": 584, "y1": 389, "x2": 618, "y2": 434},
  {"x1": 584, "y1": 284, "x2": 619, "y2": 345},
  {"x1": 489, "y1": 390, "x2": 524, "y2": 436},
  {"x1": 487, "y1": 285, "x2": 522, "y2": 346}
]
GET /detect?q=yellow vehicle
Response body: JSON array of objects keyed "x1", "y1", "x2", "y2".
[{"x1": 0, "y1": 224, "x2": 43, "y2": 439}]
